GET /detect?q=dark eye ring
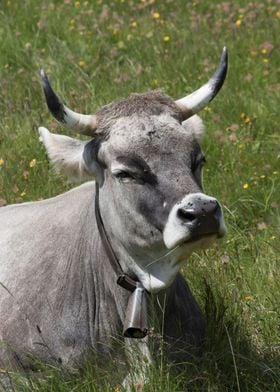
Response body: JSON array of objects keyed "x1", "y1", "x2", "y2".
[
  {"x1": 192, "y1": 157, "x2": 206, "y2": 172},
  {"x1": 115, "y1": 171, "x2": 134, "y2": 181}
]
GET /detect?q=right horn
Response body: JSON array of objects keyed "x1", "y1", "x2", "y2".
[
  {"x1": 40, "y1": 70, "x2": 98, "y2": 136},
  {"x1": 176, "y1": 47, "x2": 228, "y2": 120}
]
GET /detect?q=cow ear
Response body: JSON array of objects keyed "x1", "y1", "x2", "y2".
[
  {"x1": 38, "y1": 127, "x2": 103, "y2": 183},
  {"x1": 182, "y1": 115, "x2": 205, "y2": 141}
]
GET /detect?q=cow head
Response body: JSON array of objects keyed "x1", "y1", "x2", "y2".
[{"x1": 39, "y1": 48, "x2": 227, "y2": 293}]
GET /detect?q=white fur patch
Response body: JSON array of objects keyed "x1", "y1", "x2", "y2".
[
  {"x1": 163, "y1": 192, "x2": 226, "y2": 249},
  {"x1": 38, "y1": 127, "x2": 93, "y2": 182},
  {"x1": 182, "y1": 115, "x2": 205, "y2": 140}
]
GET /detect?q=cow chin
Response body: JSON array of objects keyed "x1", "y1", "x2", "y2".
[
  {"x1": 163, "y1": 225, "x2": 226, "y2": 250},
  {"x1": 163, "y1": 226, "x2": 227, "y2": 256},
  {"x1": 136, "y1": 234, "x2": 216, "y2": 293},
  {"x1": 139, "y1": 260, "x2": 183, "y2": 293},
  {"x1": 138, "y1": 234, "x2": 225, "y2": 293}
]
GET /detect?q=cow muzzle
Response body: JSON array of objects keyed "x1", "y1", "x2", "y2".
[{"x1": 163, "y1": 193, "x2": 226, "y2": 249}]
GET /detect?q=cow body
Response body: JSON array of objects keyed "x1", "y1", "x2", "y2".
[
  {"x1": 0, "y1": 182, "x2": 204, "y2": 369},
  {"x1": 0, "y1": 49, "x2": 228, "y2": 379}
]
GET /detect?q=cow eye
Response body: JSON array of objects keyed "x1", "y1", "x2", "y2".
[
  {"x1": 192, "y1": 156, "x2": 205, "y2": 172},
  {"x1": 192, "y1": 156, "x2": 206, "y2": 188},
  {"x1": 114, "y1": 170, "x2": 135, "y2": 182}
]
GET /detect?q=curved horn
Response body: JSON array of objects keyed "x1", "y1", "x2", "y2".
[
  {"x1": 40, "y1": 70, "x2": 98, "y2": 136},
  {"x1": 176, "y1": 47, "x2": 228, "y2": 120}
]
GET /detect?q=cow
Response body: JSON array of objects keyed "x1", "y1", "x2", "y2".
[{"x1": 0, "y1": 48, "x2": 227, "y2": 386}]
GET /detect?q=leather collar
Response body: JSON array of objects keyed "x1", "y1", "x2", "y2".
[{"x1": 95, "y1": 182, "x2": 139, "y2": 293}]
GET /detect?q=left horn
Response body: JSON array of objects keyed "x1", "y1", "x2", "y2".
[
  {"x1": 176, "y1": 47, "x2": 228, "y2": 120},
  {"x1": 40, "y1": 70, "x2": 98, "y2": 136}
]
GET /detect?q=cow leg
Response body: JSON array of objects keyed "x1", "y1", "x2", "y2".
[{"x1": 161, "y1": 273, "x2": 206, "y2": 364}]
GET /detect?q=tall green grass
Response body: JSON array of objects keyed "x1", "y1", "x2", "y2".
[{"x1": 0, "y1": 0, "x2": 279, "y2": 390}]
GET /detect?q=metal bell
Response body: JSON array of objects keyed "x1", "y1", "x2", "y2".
[{"x1": 123, "y1": 283, "x2": 148, "y2": 339}]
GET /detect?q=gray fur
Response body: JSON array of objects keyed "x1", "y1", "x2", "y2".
[
  {"x1": 95, "y1": 91, "x2": 183, "y2": 138},
  {"x1": 0, "y1": 183, "x2": 204, "y2": 370},
  {"x1": 0, "y1": 91, "x2": 225, "y2": 377}
]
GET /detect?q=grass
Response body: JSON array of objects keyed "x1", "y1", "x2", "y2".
[{"x1": 0, "y1": 0, "x2": 279, "y2": 390}]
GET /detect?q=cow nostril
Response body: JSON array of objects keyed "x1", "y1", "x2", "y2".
[{"x1": 177, "y1": 208, "x2": 196, "y2": 222}]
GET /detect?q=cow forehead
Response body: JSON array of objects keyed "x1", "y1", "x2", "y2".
[{"x1": 101, "y1": 113, "x2": 197, "y2": 162}]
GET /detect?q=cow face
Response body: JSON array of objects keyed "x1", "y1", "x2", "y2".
[
  {"x1": 39, "y1": 101, "x2": 226, "y2": 293},
  {"x1": 39, "y1": 48, "x2": 228, "y2": 292},
  {"x1": 91, "y1": 105, "x2": 225, "y2": 291}
]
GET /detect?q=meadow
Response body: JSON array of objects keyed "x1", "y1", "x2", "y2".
[{"x1": 0, "y1": 0, "x2": 279, "y2": 390}]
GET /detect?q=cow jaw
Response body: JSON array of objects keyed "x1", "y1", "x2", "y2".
[
  {"x1": 124, "y1": 245, "x2": 192, "y2": 293},
  {"x1": 138, "y1": 262, "x2": 183, "y2": 293},
  {"x1": 130, "y1": 233, "x2": 222, "y2": 293}
]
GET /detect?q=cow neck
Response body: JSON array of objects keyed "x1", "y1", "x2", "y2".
[{"x1": 95, "y1": 182, "x2": 139, "y2": 293}]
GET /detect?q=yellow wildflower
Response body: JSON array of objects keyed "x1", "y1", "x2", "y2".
[
  {"x1": 70, "y1": 19, "x2": 75, "y2": 25},
  {"x1": 243, "y1": 183, "x2": 249, "y2": 189},
  {"x1": 79, "y1": 60, "x2": 85, "y2": 67},
  {"x1": 163, "y1": 35, "x2": 170, "y2": 42},
  {"x1": 29, "y1": 159, "x2": 37, "y2": 168},
  {"x1": 277, "y1": 10, "x2": 280, "y2": 18},
  {"x1": 75, "y1": 1, "x2": 80, "y2": 7},
  {"x1": 262, "y1": 58, "x2": 268, "y2": 63},
  {"x1": 261, "y1": 48, "x2": 267, "y2": 55},
  {"x1": 235, "y1": 19, "x2": 242, "y2": 26},
  {"x1": 0, "y1": 158, "x2": 4, "y2": 166},
  {"x1": 244, "y1": 295, "x2": 253, "y2": 302},
  {"x1": 131, "y1": 21, "x2": 137, "y2": 28},
  {"x1": 240, "y1": 112, "x2": 246, "y2": 119},
  {"x1": 244, "y1": 117, "x2": 251, "y2": 123},
  {"x1": 153, "y1": 12, "x2": 160, "y2": 19},
  {"x1": 20, "y1": 192, "x2": 26, "y2": 197}
]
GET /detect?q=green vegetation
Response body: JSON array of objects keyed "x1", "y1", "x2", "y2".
[{"x1": 0, "y1": 0, "x2": 279, "y2": 390}]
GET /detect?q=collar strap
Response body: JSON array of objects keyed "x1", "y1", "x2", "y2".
[{"x1": 95, "y1": 183, "x2": 138, "y2": 293}]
